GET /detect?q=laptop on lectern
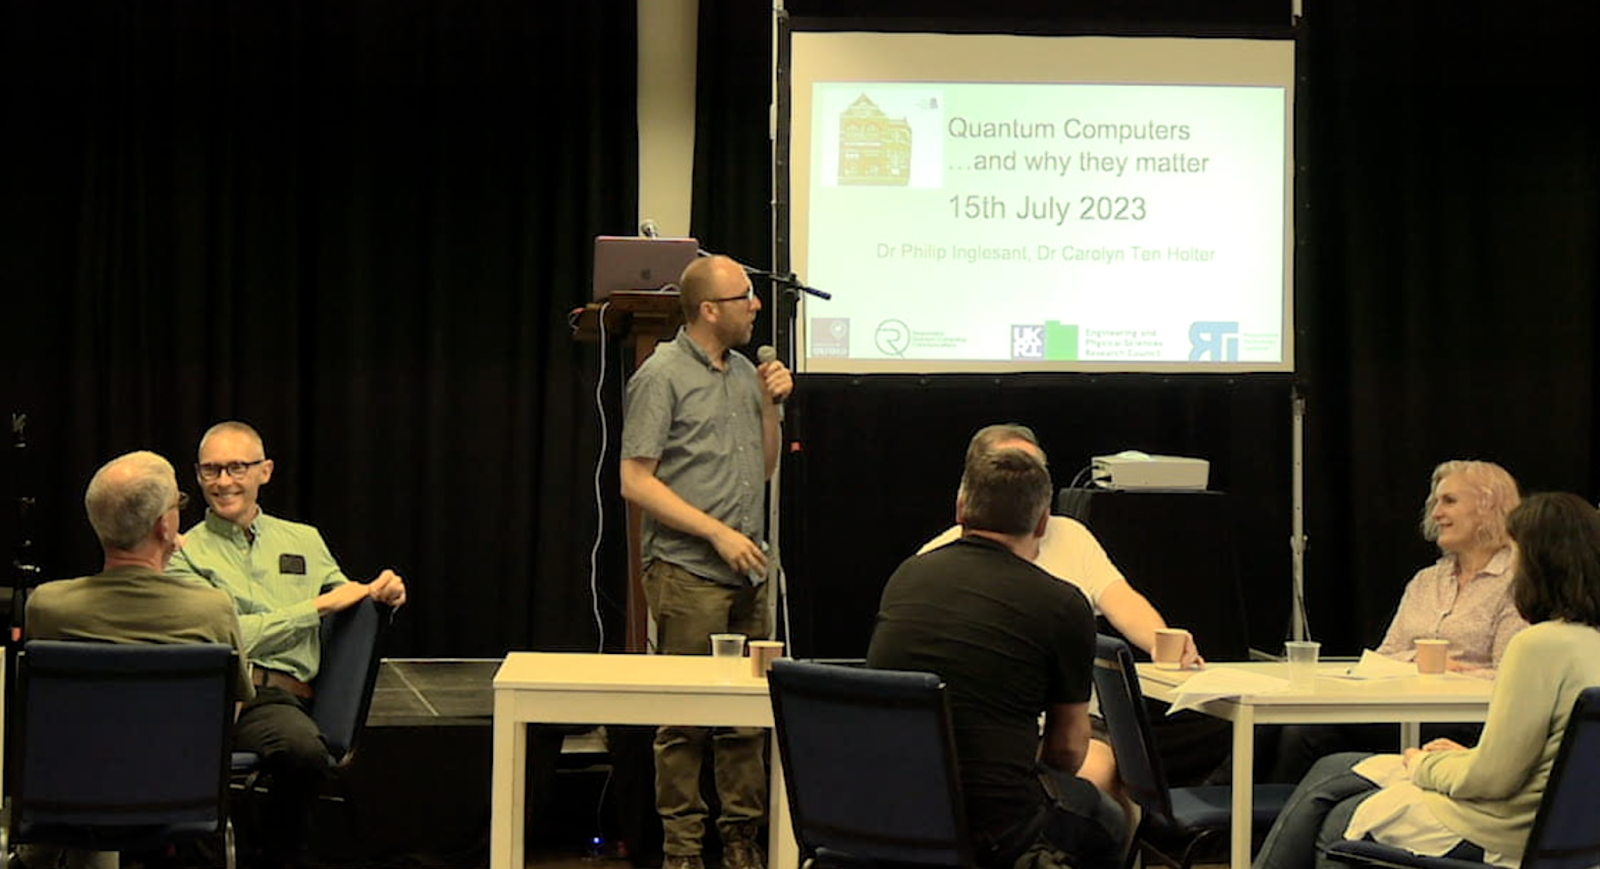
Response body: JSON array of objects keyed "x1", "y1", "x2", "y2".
[{"x1": 591, "y1": 236, "x2": 700, "y2": 300}]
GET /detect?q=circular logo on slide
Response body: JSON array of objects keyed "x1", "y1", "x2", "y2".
[{"x1": 874, "y1": 319, "x2": 911, "y2": 357}]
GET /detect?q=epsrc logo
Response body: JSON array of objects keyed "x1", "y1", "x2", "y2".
[
  {"x1": 1011, "y1": 325, "x2": 1045, "y2": 359},
  {"x1": 1188, "y1": 321, "x2": 1239, "y2": 362}
]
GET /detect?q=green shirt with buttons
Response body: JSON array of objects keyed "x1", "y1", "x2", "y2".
[{"x1": 168, "y1": 509, "x2": 349, "y2": 683}]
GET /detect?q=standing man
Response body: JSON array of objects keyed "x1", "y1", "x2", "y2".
[
  {"x1": 24, "y1": 450, "x2": 253, "y2": 869},
  {"x1": 167, "y1": 421, "x2": 406, "y2": 869},
  {"x1": 620, "y1": 254, "x2": 793, "y2": 869},
  {"x1": 869, "y1": 447, "x2": 1125, "y2": 869}
]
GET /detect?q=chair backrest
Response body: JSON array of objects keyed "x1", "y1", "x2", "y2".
[
  {"x1": 12, "y1": 640, "x2": 237, "y2": 834},
  {"x1": 1524, "y1": 686, "x2": 1600, "y2": 869},
  {"x1": 312, "y1": 598, "x2": 386, "y2": 763},
  {"x1": 768, "y1": 659, "x2": 974, "y2": 869},
  {"x1": 1090, "y1": 635, "x2": 1176, "y2": 821}
]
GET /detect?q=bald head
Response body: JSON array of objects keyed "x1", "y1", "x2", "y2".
[
  {"x1": 678, "y1": 255, "x2": 748, "y2": 322},
  {"x1": 199, "y1": 420, "x2": 266, "y2": 459},
  {"x1": 85, "y1": 451, "x2": 179, "y2": 552}
]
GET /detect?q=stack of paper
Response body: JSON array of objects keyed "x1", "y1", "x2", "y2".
[
  {"x1": 1167, "y1": 668, "x2": 1291, "y2": 714},
  {"x1": 1344, "y1": 650, "x2": 1418, "y2": 680}
]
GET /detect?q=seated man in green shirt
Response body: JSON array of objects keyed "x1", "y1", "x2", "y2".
[{"x1": 168, "y1": 420, "x2": 406, "y2": 869}]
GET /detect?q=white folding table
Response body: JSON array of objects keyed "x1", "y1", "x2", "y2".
[
  {"x1": 491, "y1": 652, "x2": 795, "y2": 869},
  {"x1": 1137, "y1": 661, "x2": 1495, "y2": 868}
]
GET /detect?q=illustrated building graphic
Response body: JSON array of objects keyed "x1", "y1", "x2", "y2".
[{"x1": 838, "y1": 94, "x2": 911, "y2": 186}]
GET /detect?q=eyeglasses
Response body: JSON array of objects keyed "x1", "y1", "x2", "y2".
[
  {"x1": 171, "y1": 491, "x2": 191, "y2": 512},
  {"x1": 195, "y1": 459, "x2": 266, "y2": 481},
  {"x1": 708, "y1": 287, "x2": 755, "y2": 304}
]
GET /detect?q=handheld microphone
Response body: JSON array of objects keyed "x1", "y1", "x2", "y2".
[
  {"x1": 756, "y1": 345, "x2": 786, "y2": 406},
  {"x1": 639, "y1": 219, "x2": 661, "y2": 239}
]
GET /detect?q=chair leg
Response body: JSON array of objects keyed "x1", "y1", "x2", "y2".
[
  {"x1": 1120, "y1": 802, "x2": 1145, "y2": 869},
  {"x1": 1175, "y1": 829, "x2": 1220, "y2": 869},
  {"x1": 225, "y1": 818, "x2": 237, "y2": 869}
]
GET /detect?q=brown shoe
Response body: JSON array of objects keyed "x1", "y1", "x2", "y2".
[
  {"x1": 663, "y1": 855, "x2": 705, "y2": 869},
  {"x1": 721, "y1": 838, "x2": 765, "y2": 869}
]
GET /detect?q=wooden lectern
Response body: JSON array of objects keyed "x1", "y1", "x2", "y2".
[{"x1": 573, "y1": 290, "x2": 684, "y2": 652}]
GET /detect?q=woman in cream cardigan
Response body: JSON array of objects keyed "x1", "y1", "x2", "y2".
[{"x1": 1252, "y1": 491, "x2": 1600, "y2": 869}]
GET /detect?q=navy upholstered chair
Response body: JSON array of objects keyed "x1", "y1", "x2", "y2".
[
  {"x1": 309, "y1": 597, "x2": 386, "y2": 764},
  {"x1": 3, "y1": 641, "x2": 241, "y2": 869},
  {"x1": 768, "y1": 659, "x2": 977, "y2": 869},
  {"x1": 1092, "y1": 634, "x2": 1293, "y2": 869},
  {"x1": 231, "y1": 597, "x2": 386, "y2": 775}
]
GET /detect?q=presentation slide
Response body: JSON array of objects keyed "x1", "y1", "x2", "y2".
[{"x1": 790, "y1": 32, "x2": 1295, "y2": 374}]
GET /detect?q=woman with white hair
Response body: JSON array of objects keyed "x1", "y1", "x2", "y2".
[
  {"x1": 1253, "y1": 491, "x2": 1600, "y2": 869},
  {"x1": 1266, "y1": 460, "x2": 1528, "y2": 783},
  {"x1": 1370, "y1": 459, "x2": 1527, "y2": 672}
]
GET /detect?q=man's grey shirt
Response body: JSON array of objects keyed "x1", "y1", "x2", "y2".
[{"x1": 622, "y1": 328, "x2": 766, "y2": 586}]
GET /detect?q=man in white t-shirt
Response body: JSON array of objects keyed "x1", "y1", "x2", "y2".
[
  {"x1": 920, "y1": 425, "x2": 1203, "y2": 666},
  {"x1": 919, "y1": 423, "x2": 1208, "y2": 797}
]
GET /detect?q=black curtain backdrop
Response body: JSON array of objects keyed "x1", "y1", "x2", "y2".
[
  {"x1": 1297, "y1": 1, "x2": 1600, "y2": 651},
  {"x1": 1, "y1": 0, "x2": 639, "y2": 657},
  {"x1": 4, "y1": 0, "x2": 1598, "y2": 665},
  {"x1": 692, "y1": 0, "x2": 778, "y2": 355},
  {"x1": 695, "y1": 1, "x2": 1600, "y2": 659}
]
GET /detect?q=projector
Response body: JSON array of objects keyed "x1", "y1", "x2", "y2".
[{"x1": 1091, "y1": 450, "x2": 1210, "y2": 490}]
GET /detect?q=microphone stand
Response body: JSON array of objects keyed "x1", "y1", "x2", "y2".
[
  {"x1": 742, "y1": 266, "x2": 831, "y2": 302},
  {"x1": 695, "y1": 244, "x2": 834, "y2": 653},
  {"x1": 696, "y1": 245, "x2": 833, "y2": 301},
  {"x1": 9, "y1": 412, "x2": 43, "y2": 646},
  {"x1": 695, "y1": 246, "x2": 834, "y2": 651}
]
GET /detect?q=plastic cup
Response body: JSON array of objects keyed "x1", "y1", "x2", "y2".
[
  {"x1": 710, "y1": 633, "x2": 747, "y2": 679},
  {"x1": 1415, "y1": 638, "x2": 1450, "y2": 675},
  {"x1": 749, "y1": 640, "x2": 785, "y2": 678},
  {"x1": 1153, "y1": 628, "x2": 1191, "y2": 670},
  {"x1": 1285, "y1": 640, "x2": 1320, "y2": 691}
]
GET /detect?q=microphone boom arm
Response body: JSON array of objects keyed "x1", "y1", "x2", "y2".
[{"x1": 743, "y1": 265, "x2": 831, "y2": 301}]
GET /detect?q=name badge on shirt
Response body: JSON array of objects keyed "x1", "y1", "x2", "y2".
[{"x1": 279, "y1": 554, "x2": 307, "y2": 575}]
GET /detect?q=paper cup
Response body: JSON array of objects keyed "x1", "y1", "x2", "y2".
[
  {"x1": 749, "y1": 640, "x2": 785, "y2": 678},
  {"x1": 1153, "y1": 628, "x2": 1191, "y2": 670},
  {"x1": 1415, "y1": 638, "x2": 1449, "y2": 675}
]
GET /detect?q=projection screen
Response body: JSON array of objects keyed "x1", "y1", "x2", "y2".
[{"x1": 788, "y1": 30, "x2": 1296, "y2": 373}]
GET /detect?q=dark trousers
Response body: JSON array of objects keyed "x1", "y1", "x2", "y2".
[
  {"x1": 642, "y1": 561, "x2": 772, "y2": 856},
  {"x1": 1252, "y1": 752, "x2": 1485, "y2": 869},
  {"x1": 981, "y1": 766, "x2": 1127, "y2": 869},
  {"x1": 235, "y1": 686, "x2": 333, "y2": 868}
]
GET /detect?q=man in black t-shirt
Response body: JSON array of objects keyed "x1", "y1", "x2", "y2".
[{"x1": 868, "y1": 447, "x2": 1125, "y2": 869}]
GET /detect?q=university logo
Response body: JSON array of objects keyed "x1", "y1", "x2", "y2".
[{"x1": 811, "y1": 318, "x2": 850, "y2": 357}]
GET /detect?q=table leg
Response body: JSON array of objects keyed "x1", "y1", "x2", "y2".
[
  {"x1": 1400, "y1": 722, "x2": 1421, "y2": 749},
  {"x1": 491, "y1": 697, "x2": 528, "y2": 869},
  {"x1": 768, "y1": 731, "x2": 798, "y2": 869},
  {"x1": 1231, "y1": 704, "x2": 1256, "y2": 869}
]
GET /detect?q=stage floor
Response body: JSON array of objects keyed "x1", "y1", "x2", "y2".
[
  {"x1": 371, "y1": 658, "x2": 498, "y2": 722},
  {"x1": 308, "y1": 658, "x2": 619, "y2": 868}
]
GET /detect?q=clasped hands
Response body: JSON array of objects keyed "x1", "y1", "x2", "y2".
[
  {"x1": 319, "y1": 568, "x2": 408, "y2": 614},
  {"x1": 1403, "y1": 737, "x2": 1468, "y2": 769}
]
